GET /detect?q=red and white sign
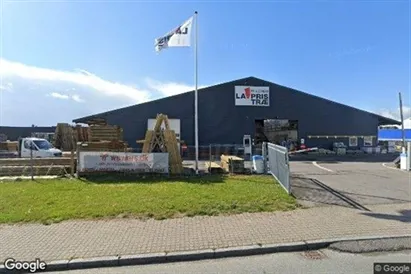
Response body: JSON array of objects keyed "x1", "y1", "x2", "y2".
[
  {"x1": 235, "y1": 86, "x2": 270, "y2": 106},
  {"x1": 78, "y1": 152, "x2": 169, "y2": 174}
]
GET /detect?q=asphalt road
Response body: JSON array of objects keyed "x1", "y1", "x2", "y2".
[
  {"x1": 330, "y1": 237, "x2": 411, "y2": 253},
  {"x1": 290, "y1": 160, "x2": 410, "y2": 208},
  {"x1": 50, "y1": 249, "x2": 411, "y2": 274}
]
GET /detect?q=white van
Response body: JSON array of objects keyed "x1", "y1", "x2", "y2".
[{"x1": 18, "y1": 137, "x2": 62, "y2": 158}]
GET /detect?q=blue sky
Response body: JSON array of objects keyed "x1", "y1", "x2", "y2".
[{"x1": 0, "y1": 0, "x2": 410, "y2": 126}]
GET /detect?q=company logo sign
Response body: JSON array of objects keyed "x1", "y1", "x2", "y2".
[{"x1": 235, "y1": 86, "x2": 270, "y2": 106}]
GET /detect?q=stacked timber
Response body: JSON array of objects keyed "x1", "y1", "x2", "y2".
[
  {"x1": 72, "y1": 119, "x2": 128, "y2": 152},
  {"x1": 89, "y1": 125, "x2": 123, "y2": 142},
  {"x1": 87, "y1": 118, "x2": 108, "y2": 126},
  {"x1": 74, "y1": 125, "x2": 90, "y2": 142},
  {"x1": 54, "y1": 123, "x2": 75, "y2": 151},
  {"x1": 205, "y1": 162, "x2": 224, "y2": 174},
  {"x1": 220, "y1": 155, "x2": 245, "y2": 174},
  {"x1": 137, "y1": 114, "x2": 183, "y2": 174},
  {"x1": 80, "y1": 140, "x2": 128, "y2": 152},
  {"x1": 0, "y1": 141, "x2": 18, "y2": 151},
  {"x1": 62, "y1": 151, "x2": 76, "y2": 157}
]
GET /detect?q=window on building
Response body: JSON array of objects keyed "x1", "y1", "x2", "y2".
[
  {"x1": 348, "y1": 137, "x2": 358, "y2": 147},
  {"x1": 363, "y1": 136, "x2": 373, "y2": 147}
]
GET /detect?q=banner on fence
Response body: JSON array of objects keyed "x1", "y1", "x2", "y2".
[{"x1": 78, "y1": 152, "x2": 169, "y2": 174}]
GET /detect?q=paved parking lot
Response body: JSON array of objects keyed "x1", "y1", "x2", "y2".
[
  {"x1": 290, "y1": 159, "x2": 410, "y2": 209},
  {"x1": 183, "y1": 158, "x2": 409, "y2": 210}
]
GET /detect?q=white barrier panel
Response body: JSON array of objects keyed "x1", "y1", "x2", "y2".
[{"x1": 79, "y1": 152, "x2": 169, "y2": 174}]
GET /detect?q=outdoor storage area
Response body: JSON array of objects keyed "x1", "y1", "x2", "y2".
[
  {"x1": 0, "y1": 115, "x2": 259, "y2": 178},
  {"x1": 1, "y1": 76, "x2": 401, "y2": 178}
]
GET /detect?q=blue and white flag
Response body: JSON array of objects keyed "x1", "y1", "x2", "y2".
[{"x1": 155, "y1": 16, "x2": 194, "y2": 52}]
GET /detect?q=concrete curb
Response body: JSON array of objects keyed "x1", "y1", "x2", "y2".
[{"x1": 1, "y1": 234, "x2": 410, "y2": 273}]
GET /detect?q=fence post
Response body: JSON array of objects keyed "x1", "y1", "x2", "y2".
[
  {"x1": 262, "y1": 142, "x2": 267, "y2": 173},
  {"x1": 209, "y1": 144, "x2": 212, "y2": 173},
  {"x1": 76, "y1": 142, "x2": 80, "y2": 178},
  {"x1": 230, "y1": 156, "x2": 233, "y2": 174},
  {"x1": 70, "y1": 147, "x2": 75, "y2": 178},
  {"x1": 30, "y1": 143, "x2": 34, "y2": 180}
]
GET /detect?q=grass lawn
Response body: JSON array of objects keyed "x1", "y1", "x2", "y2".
[{"x1": 0, "y1": 175, "x2": 297, "y2": 224}]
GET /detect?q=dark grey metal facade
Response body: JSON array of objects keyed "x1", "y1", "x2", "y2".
[
  {"x1": 73, "y1": 77, "x2": 399, "y2": 149},
  {"x1": 0, "y1": 126, "x2": 56, "y2": 141}
]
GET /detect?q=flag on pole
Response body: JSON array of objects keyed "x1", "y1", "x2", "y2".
[
  {"x1": 154, "y1": 12, "x2": 200, "y2": 175},
  {"x1": 154, "y1": 16, "x2": 194, "y2": 52}
]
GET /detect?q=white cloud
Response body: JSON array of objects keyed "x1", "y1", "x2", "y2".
[
  {"x1": 376, "y1": 106, "x2": 411, "y2": 121},
  {"x1": 48, "y1": 92, "x2": 84, "y2": 103},
  {"x1": 0, "y1": 58, "x2": 214, "y2": 125},
  {"x1": 0, "y1": 82, "x2": 13, "y2": 92},
  {"x1": 145, "y1": 78, "x2": 209, "y2": 97},
  {"x1": 72, "y1": 94, "x2": 84, "y2": 103},
  {"x1": 49, "y1": 92, "x2": 70, "y2": 99},
  {"x1": 0, "y1": 58, "x2": 152, "y2": 102}
]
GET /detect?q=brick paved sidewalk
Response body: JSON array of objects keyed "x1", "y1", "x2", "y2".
[{"x1": 0, "y1": 203, "x2": 410, "y2": 263}]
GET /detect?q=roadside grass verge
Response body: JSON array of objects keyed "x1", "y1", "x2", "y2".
[{"x1": 0, "y1": 175, "x2": 297, "y2": 224}]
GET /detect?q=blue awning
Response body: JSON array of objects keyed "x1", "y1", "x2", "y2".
[{"x1": 378, "y1": 129, "x2": 411, "y2": 141}]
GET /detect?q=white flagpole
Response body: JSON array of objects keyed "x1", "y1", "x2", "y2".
[{"x1": 194, "y1": 11, "x2": 199, "y2": 174}]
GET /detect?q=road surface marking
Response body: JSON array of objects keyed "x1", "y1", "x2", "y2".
[
  {"x1": 312, "y1": 161, "x2": 334, "y2": 172},
  {"x1": 381, "y1": 163, "x2": 408, "y2": 172}
]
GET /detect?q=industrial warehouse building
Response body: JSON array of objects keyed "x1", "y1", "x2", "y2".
[
  {"x1": 0, "y1": 126, "x2": 56, "y2": 142},
  {"x1": 73, "y1": 76, "x2": 399, "y2": 150}
]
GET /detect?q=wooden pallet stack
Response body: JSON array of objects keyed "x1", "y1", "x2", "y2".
[
  {"x1": 87, "y1": 118, "x2": 108, "y2": 126},
  {"x1": 137, "y1": 114, "x2": 183, "y2": 174},
  {"x1": 74, "y1": 125, "x2": 90, "y2": 142},
  {"x1": 81, "y1": 140, "x2": 128, "y2": 152},
  {"x1": 205, "y1": 162, "x2": 224, "y2": 174},
  {"x1": 89, "y1": 125, "x2": 123, "y2": 142},
  {"x1": 220, "y1": 155, "x2": 245, "y2": 174},
  {"x1": 74, "y1": 118, "x2": 128, "y2": 152},
  {"x1": 0, "y1": 141, "x2": 18, "y2": 151},
  {"x1": 54, "y1": 123, "x2": 75, "y2": 151}
]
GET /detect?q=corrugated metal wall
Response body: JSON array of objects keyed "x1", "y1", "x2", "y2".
[
  {"x1": 0, "y1": 126, "x2": 56, "y2": 141},
  {"x1": 73, "y1": 77, "x2": 393, "y2": 149}
]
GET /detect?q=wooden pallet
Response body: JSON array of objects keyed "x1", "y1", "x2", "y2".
[
  {"x1": 87, "y1": 118, "x2": 108, "y2": 126},
  {"x1": 54, "y1": 123, "x2": 75, "y2": 151},
  {"x1": 89, "y1": 125, "x2": 123, "y2": 142},
  {"x1": 0, "y1": 141, "x2": 18, "y2": 152},
  {"x1": 220, "y1": 155, "x2": 245, "y2": 173},
  {"x1": 80, "y1": 141, "x2": 128, "y2": 152},
  {"x1": 205, "y1": 162, "x2": 224, "y2": 174},
  {"x1": 74, "y1": 125, "x2": 90, "y2": 142}
]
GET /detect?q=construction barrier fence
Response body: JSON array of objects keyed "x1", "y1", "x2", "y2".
[{"x1": 266, "y1": 142, "x2": 291, "y2": 193}]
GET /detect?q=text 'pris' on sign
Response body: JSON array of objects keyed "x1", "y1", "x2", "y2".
[{"x1": 234, "y1": 86, "x2": 270, "y2": 106}]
